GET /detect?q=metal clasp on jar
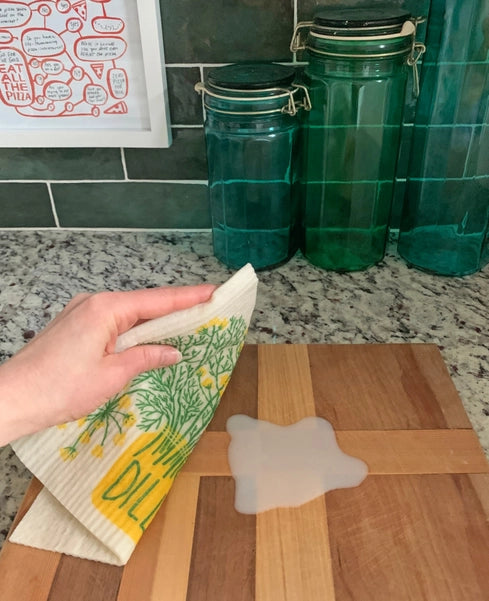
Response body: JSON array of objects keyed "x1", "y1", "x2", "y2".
[
  {"x1": 407, "y1": 16, "x2": 427, "y2": 97},
  {"x1": 195, "y1": 82, "x2": 311, "y2": 116},
  {"x1": 290, "y1": 21, "x2": 314, "y2": 53}
]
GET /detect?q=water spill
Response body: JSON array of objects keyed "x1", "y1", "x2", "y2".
[{"x1": 226, "y1": 415, "x2": 368, "y2": 514}]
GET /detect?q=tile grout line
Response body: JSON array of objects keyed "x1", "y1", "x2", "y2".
[
  {"x1": 46, "y1": 182, "x2": 61, "y2": 228},
  {"x1": 5, "y1": 179, "x2": 208, "y2": 184},
  {"x1": 0, "y1": 227, "x2": 213, "y2": 233},
  {"x1": 120, "y1": 148, "x2": 129, "y2": 180}
]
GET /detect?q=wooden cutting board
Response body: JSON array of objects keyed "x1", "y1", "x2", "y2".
[{"x1": 1, "y1": 344, "x2": 489, "y2": 601}]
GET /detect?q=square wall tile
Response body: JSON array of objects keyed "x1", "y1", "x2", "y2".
[
  {"x1": 409, "y1": 125, "x2": 472, "y2": 179},
  {"x1": 0, "y1": 184, "x2": 55, "y2": 227},
  {"x1": 53, "y1": 182, "x2": 210, "y2": 228},
  {"x1": 0, "y1": 148, "x2": 124, "y2": 181},
  {"x1": 160, "y1": 0, "x2": 294, "y2": 63},
  {"x1": 465, "y1": 126, "x2": 489, "y2": 178},
  {"x1": 416, "y1": 64, "x2": 489, "y2": 126},
  {"x1": 166, "y1": 67, "x2": 203, "y2": 126},
  {"x1": 125, "y1": 129, "x2": 208, "y2": 180},
  {"x1": 298, "y1": 0, "x2": 431, "y2": 24}
]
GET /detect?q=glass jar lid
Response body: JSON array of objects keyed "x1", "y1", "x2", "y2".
[
  {"x1": 312, "y1": 7, "x2": 411, "y2": 34},
  {"x1": 207, "y1": 63, "x2": 296, "y2": 91},
  {"x1": 195, "y1": 63, "x2": 311, "y2": 116}
]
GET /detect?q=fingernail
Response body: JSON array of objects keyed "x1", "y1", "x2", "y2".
[{"x1": 166, "y1": 348, "x2": 183, "y2": 364}]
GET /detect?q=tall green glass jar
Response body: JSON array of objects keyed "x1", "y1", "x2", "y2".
[
  {"x1": 195, "y1": 63, "x2": 310, "y2": 271},
  {"x1": 291, "y1": 8, "x2": 422, "y2": 271},
  {"x1": 398, "y1": 0, "x2": 489, "y2": 276}
]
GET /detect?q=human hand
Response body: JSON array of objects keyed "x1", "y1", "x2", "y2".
[{"x1": 0, "y1": 284, "x2": 216, "y2": 446}]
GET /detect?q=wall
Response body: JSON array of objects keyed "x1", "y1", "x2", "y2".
[{"x1": 0, "y1": 0, "x2": 430, "y2": 230}]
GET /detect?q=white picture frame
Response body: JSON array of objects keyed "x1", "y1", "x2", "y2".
[{"x1": 0, "y1": 0, "x2": 171, "y2": 147}]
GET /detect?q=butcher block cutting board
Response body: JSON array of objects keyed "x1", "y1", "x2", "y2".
[{"x1": 1, "y1": 344, "x2": 489, "y2": 601}]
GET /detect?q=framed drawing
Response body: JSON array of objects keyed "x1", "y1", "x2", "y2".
[{"x1": 0, "y1": 0, "x2": 172, "y2": 147}]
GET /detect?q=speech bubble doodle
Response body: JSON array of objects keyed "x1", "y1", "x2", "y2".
[
  {"x1": 0, "y1": 30, "x2": 13, "y2": 43},
  {"x1": 107, "y1": 67, "x2": 127, "y2": 99},
  {"x1": 0, "y1": 2, "x2": 31, "y2": 28},
  {"x1": 22, "y1": 28, "x2": 65, "y2": 57},
  {"x1": 75, "y1": 36, "x2": 127, "y2": 62},
  {"x1": 71, "y1": 65, "x2": 84, "y2": 80},
  {"x1": 38, "y1": 4, "x2": 52, "y2": 17},
  {"x1": 0, "y1": 47, "x2": 34, "y2": 106},
  {"x1": 83, "y1": 83, "x2": 107, "y2": 105},
  {"x1": 92, "y1": 17, "x2": 124, "y2": 34},
  {"x1": 44, "y1": 80, "x2": 71, "y2": 101},
  {"x1": 66, "y1": 17, "x2": 82, "y2": 33},
  {"x1": 56, "y1": 0, "x2": 71, "y2": 13},
  {"x1": 42, "y1": 59, "x2": 63, "y2": 75}
]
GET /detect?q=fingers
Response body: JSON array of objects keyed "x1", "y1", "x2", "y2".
[
  {"x1": 108, "y1": 284, "x2": 217, "y2": 333},
  {"x1": 105, "y1": 344, "x2": 183, "y2": 388}
]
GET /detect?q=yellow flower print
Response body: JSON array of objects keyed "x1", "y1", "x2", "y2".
[
  {"x1": 118, "y1": 395, "x2": 131, "y2": 409},
  {"x1": 113, "y1": 432, "x2": 126, "y2": 446},
  {"x1": 219, "y1": 374, "x2": 230, "y2": 388},
  {"x1": 80, "y1": 431, "x2": 91, "y2": 444},
  {"x1": 197, "y1": 317, "x2": 229, "y2": 333},
  {"x1": 77, "y1": 417, "x2": 87, "y2": 427},
  {"x1": 123, "y1": 412, "x2": 136, "y2": 427},
  {"x1": 201, "y1": 377, "x2": 214, "y2": 389},
  {"x1": 56, "y1": 423, "x2": 67, "y2": 430},
  {"x1": 93, "y1": 419, "x2": 104, "y2": 430},
  {"x1": 91, "y1": 444, "x2": 104, "y2": 459},
  {"x1": 60, "y1": 447, "x2": 78, "y2": 461}
]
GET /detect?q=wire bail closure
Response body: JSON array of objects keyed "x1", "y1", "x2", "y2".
[
  {"x1": 290, "y1": 21, "x2": 314, "y2": 52},
  {"x1": 407, "y1": 17, "x2": 427, "y2": 97},
  {"x1": 195, "y1": 82, "x2": 311, "y2": 116}
]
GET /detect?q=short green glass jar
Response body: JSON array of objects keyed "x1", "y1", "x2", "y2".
[
  {"x1": 291, "y1": 8, "x2": 423, "y2": 271},
  {"x1": 195, "y1": 63, "x2": 310, "y2": 271}
]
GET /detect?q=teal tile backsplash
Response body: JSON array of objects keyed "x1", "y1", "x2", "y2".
[{"x1": 0, "y1": 0, "x2": 432, "y2": 230}]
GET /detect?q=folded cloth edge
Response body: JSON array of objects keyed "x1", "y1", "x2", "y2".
[{"x1": 115, "y1": 263, "x2": 258, "y2": 352}]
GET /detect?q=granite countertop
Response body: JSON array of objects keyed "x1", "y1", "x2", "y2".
[{"x1": 1, "y1": 230, "x2": 488, "y2": 549}]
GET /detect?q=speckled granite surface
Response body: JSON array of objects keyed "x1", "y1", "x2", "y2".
[{"x1": 1, "y1": 230, "x2": 488, "y2": 549}]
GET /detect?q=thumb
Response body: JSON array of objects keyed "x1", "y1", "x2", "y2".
[{"x1": 109, "y1": 344, "x2": 183, "y2": 383}]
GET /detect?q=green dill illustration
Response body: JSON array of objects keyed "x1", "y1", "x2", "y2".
[
  {"x1": 126, "y1": 315, "x2": 247, "y2": 478},
  {"x1": 60, "y1": 315, "x2": 247, "y2": 472}
]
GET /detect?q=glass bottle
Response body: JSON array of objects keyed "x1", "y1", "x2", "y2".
[
  {"x1": 195, "y1": 63, "x2": 310, "y2": 270},
  {"x1": 291, "y1": 8, "x2": 422, "y2": 271},
  {"x1": 398, "y1": 0, "x2": 489, "y2": 276}
]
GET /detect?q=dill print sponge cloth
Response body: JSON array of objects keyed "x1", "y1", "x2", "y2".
[{"x1": 11, "y1": 264, "x2": 258, "y2": 565}]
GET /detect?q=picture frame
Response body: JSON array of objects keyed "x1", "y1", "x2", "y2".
[{"x1": 0, "y1": 0, "x2": 172, "y2": 147}]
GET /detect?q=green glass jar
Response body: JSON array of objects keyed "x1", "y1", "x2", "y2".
[
  {"x1": 398, "y1": 0, "x2": 489, "y2": 276},
  {"x1": 291, "y1": 8, "x2": 423, "y2": 271},
  {"x1": 195, "y1": 63, "x2": 310, "y2": 271}
]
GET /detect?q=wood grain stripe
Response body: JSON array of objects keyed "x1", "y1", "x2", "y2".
[
  {"x1": 0, "y1": 479, "x2": 60, "y2": 601},
  {"x1": 308, "y1": 344, "x2": 471, "y2": 430},
  {"x1": 47, "y1": 556, "x2": 123, "y2": 601},
  {"x1": 256, "y1": 344, "x2": 336, "y2": 601},
  {"x1": 256, "y1": 499, "x2": 335, "y2": 601},
  {"x1": 326, "y1": 475, "x2": 489, "y2": 600},
  {"x1": 468, "y1": 474, "x2": 489, "y2": 520},
  {"x1": 118, "y1": 474, "x2": 201, "y2": 601},
  {"x1": 186, "y1": 477, "x2": 255, "y2": 601},
  {"x1": 147, "y1": 473, "x2": 200, "y2": 601},
  {"x1": 0, "y1": 541, "x2": 60, "y2": 601},
  {"x1": 182, "y1": 429, "x2": 489, "y2": 476},
  {"x1": 209, "y1": 344, "x2": 258, "y2": 430},
  {"x1": 257, "y1": 344, "x2": 316, "y2": 423}
]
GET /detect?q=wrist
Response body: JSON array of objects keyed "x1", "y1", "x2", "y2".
[{"x1": 0, "y1": 359, "x2": 40, "y2": 446}]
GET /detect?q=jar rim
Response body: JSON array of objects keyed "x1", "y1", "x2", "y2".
[
  {"x1": 312, "y1": 7, "x2": 411, "y2": 31},
  {"x1": 207, "y1": 63, "x2": 296, "y2": 91}
]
